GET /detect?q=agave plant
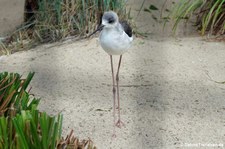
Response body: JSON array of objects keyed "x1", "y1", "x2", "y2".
[
  {"x1": 0, "y1": 72, "x2": 96, "y2": 148},
  {"x1": 0, "y1": 105, "x2": 95, "y2": 149},
  {"x1": 0, "y1": 105, "x2": 63, "y2": 149},
  {"x1": 170, "y1": 0, "x2": 225, "y2": 35},
  {"x1": 0, "y1": 72, "x2": 40, "y2": 117}
]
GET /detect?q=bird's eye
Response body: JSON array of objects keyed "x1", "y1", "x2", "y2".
[{"x1": 108, "y1": 17, "x2": 115, "y2": 24}]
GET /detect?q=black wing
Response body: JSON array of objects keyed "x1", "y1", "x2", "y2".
[{"x1": 119, "y1": 21, "x2": 132, "y2": 37}]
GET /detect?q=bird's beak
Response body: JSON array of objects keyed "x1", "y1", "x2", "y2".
[{"x1": 88, "y1": 24, "x2": 104, "y2": 37}]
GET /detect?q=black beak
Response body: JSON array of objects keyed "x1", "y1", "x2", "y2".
[{"x1": 88, "y1": 24, "x2": 104, "y2": 37}]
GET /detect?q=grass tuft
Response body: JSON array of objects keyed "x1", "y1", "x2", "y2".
[
  {"x1": 0, "y1": 0, "x2": 129, "y2": 55},
  {"x1": 0, "y1": 72, "x2": 96, "y2": 148},
  {"x1": 168, "y1": 0, "x2": 225, "y2": 36}
]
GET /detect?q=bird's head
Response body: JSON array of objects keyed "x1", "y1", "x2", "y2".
[
  {"x1": 87, "y1": 11, "x2": 119, "y2": 37},
  {"x1": 101, "y1": 11, "x2": 119, "y2": 28}
]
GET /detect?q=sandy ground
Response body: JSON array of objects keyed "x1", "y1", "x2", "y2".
[{"x1": 1, "y1": 0, "x2": 225, "y2": 149}]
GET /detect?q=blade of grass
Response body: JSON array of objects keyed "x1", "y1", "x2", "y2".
[
  {"x1": 201, "y1": 0, "x2": 221, "y2": 35},
  {"x1": 210, "y1": 0, "x2": 225, "y2": 33},
  {"x1": 12, "y1": 116, "x2": 29, "y2": 149}
]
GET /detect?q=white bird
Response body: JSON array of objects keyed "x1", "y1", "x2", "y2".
[{"x1": 89, "y1": 11, "x2": 133, "y2": 136}]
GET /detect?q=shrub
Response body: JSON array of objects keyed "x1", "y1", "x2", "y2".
[
  {"x1": 0, "y1": 72, "x2": 39, "y2": 117},
  {"x1": 0, "y1": 72, "x2": 96, "y2": 149}
]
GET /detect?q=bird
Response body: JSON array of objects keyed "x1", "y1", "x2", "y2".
[{"x1": 89, "y1": 11, "x2": 133, "y2": 136}]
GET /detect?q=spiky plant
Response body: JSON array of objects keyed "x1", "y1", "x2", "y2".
[
  {"x1": 0, "y1": 106, "x2": 63, "y2": 149},
  {"x1": 0, "y1": 72, "x2": 96, "y2": 148},
  {"x1": 0, "y1": 72, "x2": 40, "y2": 117}
]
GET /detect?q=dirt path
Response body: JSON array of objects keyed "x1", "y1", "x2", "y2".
[
  {"x1": 1, "y1": 0, "x2": 225, "y2": 149},
  {"x1": 1, "y1": 36, "x2": 225, "y2": 148}
]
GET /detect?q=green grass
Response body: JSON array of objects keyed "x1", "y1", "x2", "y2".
[
  {"x1": 140, "y1": 0, "x2": 225, "y2": 37},
  {"x1": 0, "y1": 72, "x2": 40, "y2": 117},
  {"x1": 0, "y1": 0, "x2": 129, "y2": 55},
  {"x1": 169, "y1": 0, "x2": 225, "y2": 35},
  {"x1": 0, "y1": 72, "x2": 96, "y2": 149}
]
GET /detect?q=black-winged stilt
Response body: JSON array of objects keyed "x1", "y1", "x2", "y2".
[{"x1": 89, "y1": 11, "x2": 133, "y2": 136}]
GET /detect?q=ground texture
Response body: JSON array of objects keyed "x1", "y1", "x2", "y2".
[{"x1": 1, "y1": 0, "x2": 225, "y2": 148}]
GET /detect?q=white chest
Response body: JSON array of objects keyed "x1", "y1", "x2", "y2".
[{"x1": 99, "y1": 28, "x2": 132, "y2": 55}]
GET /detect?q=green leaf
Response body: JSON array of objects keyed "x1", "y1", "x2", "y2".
[
  {"x1": 149, "y1": 5, "x2": 159, "y2": 10},
  {"x1": 12, "y1": 117, "x2": 29, "y2": 149},
  {"x1": 0, "y1": 117, "x2": 8, "y2": 149},
  {"x1": 202, "y1": 0, "x2": 221, "y2": 34},
  {"x1": 210, "y1": 0, "x2": 225, "y2": 32}
]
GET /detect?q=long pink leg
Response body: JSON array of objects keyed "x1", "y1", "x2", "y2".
[
  {"x1": 115, "y1": 55, "x2": 125, "y2": 128},
  {"x1": 110, "y1": 55, "x2": 117, "y2": 137}
]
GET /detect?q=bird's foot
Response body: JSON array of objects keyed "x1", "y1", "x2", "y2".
[{"x1": 115, "y1": 119, "x2": 125, "y2": 128}]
